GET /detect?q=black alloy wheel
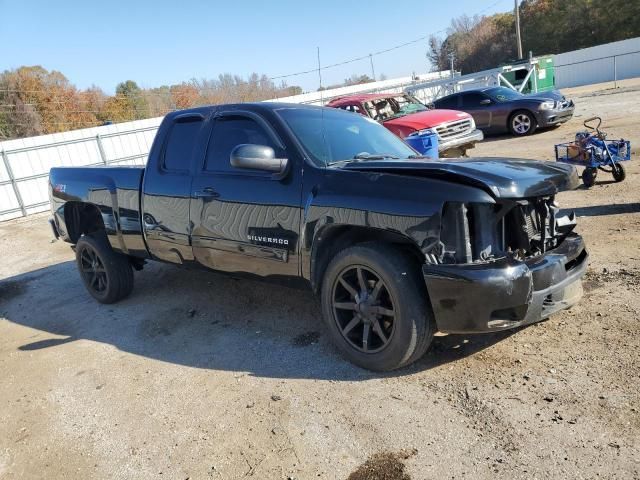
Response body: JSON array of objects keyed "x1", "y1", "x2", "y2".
[
  {"x1": 332, "y1": 265, "x2": 396, "y2": 353},
  {"x1": 79, "y1": 244, "x2": 109, "y2": 295},
  {"x1": 75, "y1": 234, "x2": 134, "y2": 304},
  {"x1": 320, "y1": 243, "x2": 434, "y2": 371}
]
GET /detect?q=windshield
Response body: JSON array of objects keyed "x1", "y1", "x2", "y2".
[
  {"x1": 363, "y1": 95, "x2": 428, "y2": 121},
  {"x1": 277, "y1": 107, "x2": 417, "y2": 166},
  {"x1": 485, "y1": 87, "x2": 523, "y2": 102}
]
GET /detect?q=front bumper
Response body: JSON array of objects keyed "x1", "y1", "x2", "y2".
[
  {"x1": 438, "y1": 128, "x2": 484, "y2": 153},
  {"x1": 537, "y1": 103, "x2": 575, "y2": 127},
  {"x1": 423, "y1": 233, "x2": 588, "y2": 333}
]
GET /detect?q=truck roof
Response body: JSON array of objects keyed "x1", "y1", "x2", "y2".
[{"x1": 163, "y1": 102, "x2": 324, "y2": 120}]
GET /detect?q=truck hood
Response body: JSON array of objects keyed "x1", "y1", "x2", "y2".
[
  {"x1": 336, "y1": 157, "x2": 579, "y2": 198},
  {"x1": 383, "y1": 109, "x2": 471, "y2": 130}
]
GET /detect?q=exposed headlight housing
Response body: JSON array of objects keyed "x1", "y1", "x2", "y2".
[
  {"x1": 539, "y1": 100, "x2": 556, "y2": 110},
  {"x1": 416, "y1": 128, "x2": 437, "y2": 136}
]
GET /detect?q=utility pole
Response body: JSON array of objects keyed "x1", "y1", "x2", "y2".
[
  {"x1": 317, "y1": 47, "x2": 324, "y2": 104},
  {"x1": 448, "y1": 52, "x2": 455, "y2": 78},
  {"x1": 317, "y1": 46, "x2": 323, "y2": 89},
  {"x1": 515, "y1": 0, "x2": 523, "y2": 59},
  {"x1": 369, "y1": 54, "x2": 376, "y2": 81}
]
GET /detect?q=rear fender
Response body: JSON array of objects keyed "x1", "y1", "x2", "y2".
[{"x1": 49, "y1": 167, "x2": 147, "y2": 257}]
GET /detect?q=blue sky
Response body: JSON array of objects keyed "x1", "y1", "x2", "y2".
[{"x1": 1, "y1": 0, "x2": 511, "y2": 94}]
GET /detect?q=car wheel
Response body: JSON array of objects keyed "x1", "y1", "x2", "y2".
[
  {"x1": 320, "y1": 243, "x2": 434, "y2": 371},
  {"x1": 612, "y1": 163, "x2": 626, "y2": 182},
  {"x1": 76, "y1": 234, "x2": 134, "y2": 304},
  {"x1": 582, "y1": 167, "x2": 597, "y2": 188},
  {"x1": 509, "y1": 110, "x2": 537, "y2": 136}
]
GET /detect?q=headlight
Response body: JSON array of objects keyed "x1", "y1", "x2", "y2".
[{"x1": 539, "y1": 101, "x2": 556, "y2": 110}]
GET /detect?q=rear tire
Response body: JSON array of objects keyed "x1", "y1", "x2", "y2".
[
  {"x1": 320, "y1": 243, "x2": 434, "y2": 371},
  {"x1": 509, "y1": 110, "x2": 537, "y2": 136},
  {"x1": 582, "y1": 167, "x2": 597, "y2": 188},
  {"x1": 612, "y1": 163, "x2": 626, "y2": 182},
  {"x1": 75, "y1": 234, "x2": 134, "y2": 304}
]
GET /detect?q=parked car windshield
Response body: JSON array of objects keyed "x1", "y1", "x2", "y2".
[
  {"x1": 363, "y1": 95, "x2": 428, "y2": 121},
  {"x1": 277, "y1": 107, "x2": 417, "y2": 166},
  {"x1": 485, "y1": 87, "x2": 523, "y2": 102}
]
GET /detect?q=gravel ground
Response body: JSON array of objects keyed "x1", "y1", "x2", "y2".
[{"x1": 1, "y1": 79, "x2": 639, "y2": 480}]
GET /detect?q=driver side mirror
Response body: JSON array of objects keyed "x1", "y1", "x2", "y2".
[
  {"x1": 479, "y1": 98, "x2": 492, "y2": 105},
  {"x1": 230, "y1": 144, "x2": 289, "y2": 179}
]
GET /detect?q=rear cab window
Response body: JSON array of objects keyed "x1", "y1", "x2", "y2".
[{"x1": 163, "y1": 117, "x2": 203, "y2": 172}]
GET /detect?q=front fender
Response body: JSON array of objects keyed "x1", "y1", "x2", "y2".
[{"x1": 300, "y1": 168, "x2": 495, "y2": 282}]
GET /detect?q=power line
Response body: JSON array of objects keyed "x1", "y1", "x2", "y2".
[
  {"x1": 0, "y1": 0, "x2": 509, "y2": 101},
  {"x1": 0, "y1": 0, "x2": 511, "y2": 118},
  {"x1": 268, "y1": 0, "x2": 507, "y2": 80}
]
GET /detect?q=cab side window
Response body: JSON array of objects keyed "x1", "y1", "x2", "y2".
[
  {"x1": 163, "y1": 118, "x2": 203, "y2": 172},
  {"x1": 461, "y1": 92, "x2": 488, "y2": 108},
  {"x1": 204, "y1": 116, "x2": 279, "y2": 173}
]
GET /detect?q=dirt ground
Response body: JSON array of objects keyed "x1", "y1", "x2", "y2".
[{"x1": 1, "y1": 79, "x2": 639, "y2": 480}]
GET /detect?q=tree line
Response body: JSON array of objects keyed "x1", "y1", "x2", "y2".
[
  {"x1": 428, "y1": 0, "x2": 640, "y2": 74},
  {"x1": 0, "y1": 66, "x2": 304, "y2": 140},
  {"x1": 0, "y1": 66, "x2": 388, "y2": 140}
]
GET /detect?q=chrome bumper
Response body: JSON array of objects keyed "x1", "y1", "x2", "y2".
[{"x1": 438, "y1": 128, "x2": 484, "y2": 152}]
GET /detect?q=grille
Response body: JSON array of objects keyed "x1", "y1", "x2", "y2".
[
  {"x1": 523, "y1": 207, "x2": 540, "y2": 239},
  {"x1": 434, "y1": 119, "x2": 473, "y2": 140}
]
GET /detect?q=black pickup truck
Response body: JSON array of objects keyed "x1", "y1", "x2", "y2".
[{"x1": 49, "y1": 103, "x2": 588, "y2": 371}]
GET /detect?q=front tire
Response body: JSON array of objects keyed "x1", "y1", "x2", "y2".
[
  {"x1": 320, "y1": 244, "x2": 434, "y2": 371},
  {"x1": 582, "y1": 167, "x2": 597, "y2": 188},
  {"x1": 612, "y1": 163, "x2": 626, "y2": 182},
  {"x1": 509, "y1": 110, "x2": 537, "y2": 136},
  {"x1": 75, "y1": 234, "x2": 134, "y2": 304}
]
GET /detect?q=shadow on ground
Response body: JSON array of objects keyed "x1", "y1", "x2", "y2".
[
  {"x1": 564, "y1": 202, "x2": 640, "y2": 217},
  {"x1": 475, "y1": 127, "x2": 560, "y2": 145},
  {"x1": 0, "y1": 261, "x2": 518, "y2": 381}
]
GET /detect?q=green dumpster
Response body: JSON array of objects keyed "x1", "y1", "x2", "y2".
[{"x1": 501, "y1": 56, "x2": 556, "y2": 93}]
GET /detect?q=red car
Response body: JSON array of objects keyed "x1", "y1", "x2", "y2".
[{"x1": 327, "y1": 93, "x2": 484, "y2": 157}]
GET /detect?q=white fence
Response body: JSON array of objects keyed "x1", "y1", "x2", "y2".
[
  {"x1": 555, "y1": 37, "x2": 640, "y2": 88},
  {"x1": 0, "y1": 118, "x2": 160, "y2": 221}
]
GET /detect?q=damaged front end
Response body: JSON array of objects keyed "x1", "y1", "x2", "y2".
[{"x1": 423, "y1": 197, "x2": 588, "y2": 333}]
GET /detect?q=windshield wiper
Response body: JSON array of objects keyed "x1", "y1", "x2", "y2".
[
  {"x1": 329, "y1": 153, "x2": 401, "y2": 167},
  {"x1": 352, "y1": 153, "x2": 400, "y2": 160}
]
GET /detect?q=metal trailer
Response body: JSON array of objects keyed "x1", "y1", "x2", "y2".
[{"x1": 405, "y1": 56, "x2": 556, "y2": 105}]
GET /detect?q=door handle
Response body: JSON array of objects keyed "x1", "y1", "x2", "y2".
[{"x1": 193, "y1": 187, "x2": 219, "y2": 198}]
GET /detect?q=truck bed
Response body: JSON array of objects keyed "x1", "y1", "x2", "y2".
[{"x1": 49, "y1": 166, "x2": 148, "y2": 258}]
